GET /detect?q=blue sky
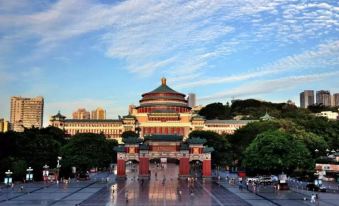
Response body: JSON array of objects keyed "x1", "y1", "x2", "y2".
[{"x1": 0, "y1": 0, "x2": 338, "y2": 125}]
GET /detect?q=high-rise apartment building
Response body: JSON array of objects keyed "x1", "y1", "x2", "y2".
[
  {"x1": 0, "y1": 119, "x2": 10, "y2": 132},
  {"x1": 72, "y1": 108, "x2": 90, "y2": 119},
  {"x1": 91, "y1": 107, "x2": 106, "y2": 120},
  {"x1": 333, "y1": 93, "x2": 339, "y2": 106},
  {"x1": 316, "y1": 90, "x2": 331, "y2": 106},
  {"x1": 187, "y1": 93, "x2": 196, "y2": 108},
  {"x1": 10, "y1": 96, "x2": 44, "y2": 132},
  {"x1": 300, "y1": 90, "x2": 314, "y2": 108}
]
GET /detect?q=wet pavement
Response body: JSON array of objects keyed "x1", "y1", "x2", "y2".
[
  {"x1": 1, "y1": 165, "x2": 339, "y2": 206},
  {"x1": 81, "y1": 163, "x2": 250, "y2": 206}
]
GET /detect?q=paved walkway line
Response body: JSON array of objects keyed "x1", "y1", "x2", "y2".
[
  {"x1": 198, "y1": 182, "x2": 223, "y2": 206},
  {"x1": 290, "y1": 188, "x2": 337, "y2": 206},
  {"x1": 217, "y1": 181, "x2": 280, "y2": 206},
  {"x1": 48, "y1": 181, "x2": 98, "y2": 206},
  {"x1": 0, "y1": 183, "x2": 52, "y2": 203}
]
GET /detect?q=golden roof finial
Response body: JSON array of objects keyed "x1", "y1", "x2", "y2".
[{"x1": 161, "y1": 77, "x2": 167, "y2": 85}]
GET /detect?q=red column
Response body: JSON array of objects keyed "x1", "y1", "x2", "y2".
[
  {"x1": 203, "y1": 160, "x2": 211, "y2": 177},
  {"x1": 179, "y1": 158, "x2": 190, "y2": 176},
  {"x1": 117, "y1": 159, "x2": 126, "y2": 177},
  {"x1": 139, "y1": 157, "x2": 150, "y2": 177}
]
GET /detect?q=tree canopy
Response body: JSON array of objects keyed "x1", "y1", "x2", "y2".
[
  {"x1": 0, "y1": 128, "x2": 65, "y2": 181},
  {"x1": 243, "y1": 130, "x2": 313, "y2": 175},
  {"x1": 61, "y1": 133, "x2": 118, "y2": 173},
  {"x1": 198, "y1": 102, "x2": 231, "y2": 120},
  {"x1": 189, "y1": 130, "x2": 231, "y2": 166}
]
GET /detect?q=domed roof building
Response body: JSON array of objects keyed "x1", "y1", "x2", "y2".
[
  {"x1": 137, "y1": 78, "x2": 191, "y2": 114},
  {"x1": 50, "y1": 77, "x2": 254, "y2": 141},
  {"x1": 131, "y1": 78, "x2": 192, "y2": 137}
]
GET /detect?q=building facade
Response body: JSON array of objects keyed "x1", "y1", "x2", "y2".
[
  {"x1": 50, "y1": 78, "x2": 254, "y2": 142},
  {"x1": 10, "y1": 96, "x2": 44, "y2": 132},
  {"x1": 187, "y1": 93, "x2": 196, "y2": 108},
  {"x1": 115, "y1": 136, "x2": 213, "y2": 178},
  {"x1": 72, "y1": 108, "x2": 91, "y2": 120},
  {"x1": 333, "y1": 93, "x2": 339, "y2": 107},
  {"x1": 315, "y1": 111, "x2": 339, "y2": 120},
  {"x1": 0, "y1": 119, "x2": 10, "y2": 133},
  {"x1": 300, "y1": 90, "x2": 314, "y2": 108},
  {"x1": 91, "y1": 107, "x2": 106, "y2": 120},
  {"x1": 316, "y1": 90, "x2": 331, "y2": 106}
]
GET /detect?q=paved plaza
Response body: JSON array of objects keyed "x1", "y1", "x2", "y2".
[
  {"x1": 81, "y1": 163, "x2": 250, "y2": 206},
  {"x1": 1, "y1": 164, "x2": 339, "y2": 206}
]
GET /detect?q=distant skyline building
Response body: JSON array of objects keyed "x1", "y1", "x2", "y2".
[
  {"x1": 300, "y1": 90, "x2": 314, "y2": 108},
  {"x1": 10, "y1": 96, "x2": 44, "y2": 132},
  {"x1": 316, "y1": 90, "x2": 331, "y2": 106},
  {"x1": 333, "y1": 93, "x2": 339, "y2": 106},
  {"x1": 91, "y1": 107, "x2": 106, "y2": 120},
  {"x1": 128, "y1": 104, "x2": 136, "y2": 115},
  {"x1": 187, "y1": 93, "x2": 196, "y2": 108},
  {"x1": 0, "y1": 118, "x2": 10, "y2": 133},
  {"x1": 72, "y1": 108, "x2": 90, "y2": 119}
]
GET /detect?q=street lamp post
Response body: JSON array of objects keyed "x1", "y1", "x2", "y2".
[
  {"x1": 57, "y1": 156, "x2": 62, "y2": 182},
  {"x1": 43, "y1": 164, "x2": 49, "y2": 182},
  {"x1": 4, "y1": 170, "x2": 13, "y2": 186},
  {"x1": 4, "y1": 170, "x2": 13, "y2": 201},
  {"x1": 26, "y1": 167, "x2": 33, "y2": 182}
]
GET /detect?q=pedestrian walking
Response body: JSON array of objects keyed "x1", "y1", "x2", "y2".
[
  {"x1": 315, "y1": 194, "x2": 319, "y2": 206},
  {"x1": 310, "y1": 194, "x2": 316, "y2": 204},
  {"x1": 252, "y1": 182, "x2": 256, "y2": 193},
  {"x1": 125, "y1": 191, "x2": 129, "y2": 203}
]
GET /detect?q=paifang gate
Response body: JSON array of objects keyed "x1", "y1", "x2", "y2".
[{"x1": 114, "y1": 135, "x2": 214, "y2": 178}]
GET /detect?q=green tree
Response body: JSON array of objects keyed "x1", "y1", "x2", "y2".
[
  {"x1": 199, "y1": 103, "x2": 231, "y2": 120},
  {"x1": 15, "y1": 133, "x2": 62, "y2": 180},
  {"x1": 0, "y1": 128, "x2": 63, "y2": 181},
  {"x1": 230, "y1": 99, "x2": 283, "y2": 119},
  {"x1": 277, "y1": 119, "x2": 328, "y2": 158},
  {"x1": 189, "y1": 131, "x2": 231, "y2": 166},
  {"x1": 228, "y1": 120, "x2": 280, "y2": 164},
  {"x1": 11, "y1": 159, "x2": 27, "y2": 181},
  {"x1": 243, "y1": 130, "x2": 313, "y2": 174},
  {"x1": 61, "y1": 133, "x2": 118, "y2": 173}
]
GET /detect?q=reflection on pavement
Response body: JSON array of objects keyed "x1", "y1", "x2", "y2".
[{"x1": 81, "y1": 163, "x2": 250, "y2": 206}]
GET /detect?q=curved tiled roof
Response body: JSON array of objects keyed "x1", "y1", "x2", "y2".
[
  {"x1": 51, "y1": 111, "x2": 66, "y2": 119},
  {"x1": 149, "y1": 84, "x2": 181, "y2": 94},
  {"x1": 141, "y1": 78, "x2": 185, "y2": 97},
  {"x1": 138, "y1": 78, "x2": 190, "y2": 112}
]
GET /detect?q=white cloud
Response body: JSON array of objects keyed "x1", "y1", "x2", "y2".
[
  {"x1": 0, "y1": 0, "x2": 338, "y2": 80},
  {"x1": 200, "y1": 71, "x2": 339, "y2": 102},
  {"x1": 0, "y1": 0, "x2": 287, "y2": 75},
  {"x1": 176, "y1": 40, "x2": 339, "y2": 88}
]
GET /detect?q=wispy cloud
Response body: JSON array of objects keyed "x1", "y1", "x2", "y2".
[
  {"x1": 176, "y1": 40, "x2": 339, "y2": 88},
  {"x1": 0, "y1": 0, "x2": 290, "y2": 75},
  {"x1": 200, "y1": 71, "x2": 339, "y2": 102},
  {"x1": 0, "y1": 0, "x2": 338, "y2": 115}
]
